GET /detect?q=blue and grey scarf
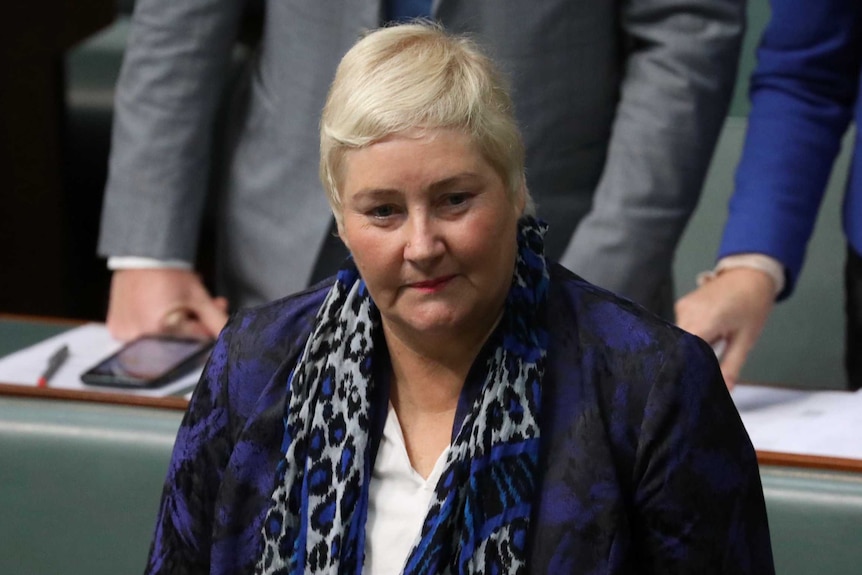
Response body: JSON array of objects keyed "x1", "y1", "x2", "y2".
[{"x1": 256, "y1": 217, "x2": 550, "y2": 574}]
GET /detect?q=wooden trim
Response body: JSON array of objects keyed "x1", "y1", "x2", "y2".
[
  {"x1": 0, "y1": 383, "x2": 188, "y2": 411},
  {"x1": 757, "y1": 450, "x2": 862, "y2": 474},
  {"x1": 738, "y1": 377, "x2": 852, "y2": 392},
  {"x1": 0, "y1": 313, "x2": 84, "y2": 327}
]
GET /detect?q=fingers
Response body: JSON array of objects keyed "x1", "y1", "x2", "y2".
[
  {"x1": 161, "y1": 313, "x2": 218, "y2": 340},
  {"x1": 716, "y1": 305, "x2": 771, "y2": 390},
  {"x1": 160, "y1": 307, "x2": 191, "y2": 332},
  {"x1": 187, "y1": 298, "x2": 229, "y2": 338},
  {"x1": 156, "y1": 300, "x2": 228, "y2": 341},
  {"x1": 675, "y1": 291, "x2": 725, "y2": 347},
  {"x1": 675, "y1": 267, "x2": 776, "y2": 390},
  {"x1": 157, "y1": 294, "x2": 228, "y2": 341},
  {"x1": 718, "y1": 340, "x2": 745, "y2": 390},
  {"x1": 106, "y1": 268, "x2": 229, "y2": 341},
  {"x1": 158, "y1": 307, "x2": 208, "y2": 339}
]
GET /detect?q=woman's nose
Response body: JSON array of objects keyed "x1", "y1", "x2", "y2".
[{"x1": 403, "y1": 216, "x2": 444, "y2": 263}]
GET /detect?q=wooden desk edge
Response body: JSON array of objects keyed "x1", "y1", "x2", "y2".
[
  {"x1": 756, "y1": 450, "x2": 862, "y2": 474},
  {"x1": 0, "y1": 313, "x2": 86, "y2": 327},
  {"x1": 0, "y1": 383, "x2": 188, "y2": 411}
]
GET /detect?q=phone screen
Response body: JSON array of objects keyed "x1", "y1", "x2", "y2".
[{"x1": 81, "y1": 335, "x2": 213, "y2": 389}]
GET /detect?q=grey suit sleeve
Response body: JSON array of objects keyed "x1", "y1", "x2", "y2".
[
  {"x1": 560, "y1": 0, "x2": 744, "y2": 310},
  {"x1": 98, "y1": 0, "x2": 243, "y2": 262}
]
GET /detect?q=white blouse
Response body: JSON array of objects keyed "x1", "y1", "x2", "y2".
[{"x1": 364, "y1": 405, "x2": 450, "y2": 574}]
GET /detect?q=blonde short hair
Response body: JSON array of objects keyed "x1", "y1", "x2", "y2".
[{"x1": 319, "y1": 22, "x2": 533, "y2": 224}]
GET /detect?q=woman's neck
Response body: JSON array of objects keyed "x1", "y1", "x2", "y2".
[
  {"x1": 382, "y1": 321, "x2": 498, "y2": 478},
  {"x1": 382, "y1": 314, "x2": 499, "y2": 411},
  {"x1": 386, "y1": 349, "x2": 461, "y2": 478},
  {"x1": 385, "y1": 332, "x2": 468, "y2": 412}
]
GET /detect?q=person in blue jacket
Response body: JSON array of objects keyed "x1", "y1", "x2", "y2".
[{"x1": 676, "y1": 0, "x2": 862, "y2": 390}]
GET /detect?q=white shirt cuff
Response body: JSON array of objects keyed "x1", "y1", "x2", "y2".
[
  {"x1": 107, "y1": 256, "x2": 193, "y2": 270},
  {"x1": 696, "y1": 253, "x2": 785, "y2": 296}
]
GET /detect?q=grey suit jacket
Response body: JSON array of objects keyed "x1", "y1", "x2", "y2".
[{"x1": 99, "y1": 0, "x2": 744, "y2": 314}]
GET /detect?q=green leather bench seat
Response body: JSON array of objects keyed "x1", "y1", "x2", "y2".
[
  {"x1": 763, "y1": 466, "x2": 862, "y2": 574},
  {"x1": 2, "y1": 396, "x2": 861, "y2": 574},
  {"x1": 0, "y1": 397, "x2": 182, "y2": 574}
]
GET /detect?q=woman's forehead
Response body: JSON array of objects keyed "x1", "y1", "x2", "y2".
[{"x1": 340, "y1": 130, "x2": 490, "y2": 188}]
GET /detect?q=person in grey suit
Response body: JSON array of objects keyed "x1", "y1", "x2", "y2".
[{"x1": 99, "y1": 0, "x2": 744, "y2": 340}]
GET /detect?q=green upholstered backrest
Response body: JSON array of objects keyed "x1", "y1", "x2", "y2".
[
  {"x1": 0, "y1": 397, "x2": 182, "y2": 575},
  {"x1": 761, "y1": 466, "x2": 862, "y2": 574},
  {"x1": 3, "y1": 396, "x2": 862, "y2": 575}
]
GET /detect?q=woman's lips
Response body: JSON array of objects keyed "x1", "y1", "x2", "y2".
[{"x1": 408, "y1": 275, "x2": 456, "y2": 292}]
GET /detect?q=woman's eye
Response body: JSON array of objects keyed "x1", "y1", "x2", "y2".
[
  {"x1": 369, "y1": 204, "x2": 396, "y2": 218},
  {"x1": 443, "y1": 193, "x2": 470, "y2": 207}
]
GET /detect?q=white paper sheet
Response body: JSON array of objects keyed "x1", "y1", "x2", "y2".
[
  {"x1": 732, "y1": 384, "x2": 862, "y2": 460},
  {"x1": 0, "y1": 323, "x2": 201, "y2": 398}
]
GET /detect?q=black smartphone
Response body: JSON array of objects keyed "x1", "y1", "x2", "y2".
[{"x1": 80, "y1": 334, "x2": 214, "y2": 389}]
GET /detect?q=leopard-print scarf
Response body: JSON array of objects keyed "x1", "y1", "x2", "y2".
[{"x1": 256, "y1": 217, "x2": 549, "y2": 575}]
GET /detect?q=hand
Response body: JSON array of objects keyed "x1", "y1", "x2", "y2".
[
  {"x1": 675, "y1": 268, "x2": 775, "y2": 390},
  {"x1": 106, "y1": 268, "x2": 229, "y2": 341}
]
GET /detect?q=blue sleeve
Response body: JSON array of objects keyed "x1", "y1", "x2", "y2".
[{"x1": 720, "y1": 0, "x2": 862, "y2": 298}]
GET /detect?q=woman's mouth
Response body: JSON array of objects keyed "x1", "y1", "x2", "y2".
[{"x1": 408, "y1": 275, "x2": 456, "y2": 292}]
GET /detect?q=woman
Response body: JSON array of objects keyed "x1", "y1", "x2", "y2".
[{"x1": 145, "y1": 24, "x2": 773, "y2": 575}]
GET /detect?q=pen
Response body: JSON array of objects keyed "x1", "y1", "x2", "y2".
[{"x1": 38, "y1": 344, "x2": 69, "y2": 388}]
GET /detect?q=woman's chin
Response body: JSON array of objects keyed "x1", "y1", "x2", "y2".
[
  {"x1": 382, "y1": 302, "x2": 502, "y2": 349},
  {"x1": 385, "y1": 307, "x2": 468, "y2": 338}
]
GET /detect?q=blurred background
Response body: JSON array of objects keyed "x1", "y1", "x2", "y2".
[{"x1": 1, "y1": 0, "x2": 854, "y2": 389}]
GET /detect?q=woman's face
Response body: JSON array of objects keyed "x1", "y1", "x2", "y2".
[{"x1": 338, "y1": 128, "x2": 524, "y2": 348}]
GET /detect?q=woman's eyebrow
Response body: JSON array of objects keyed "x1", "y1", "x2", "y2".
[
  {"x1": 349, "y1": 173, "x2": 483, "y2": 202},
  {"x1": 348, "y1": 188, "x2": 400, "y2": 203},
  {"x1": 428, "y1": 172, "x2": 483, "y2": 193}
]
